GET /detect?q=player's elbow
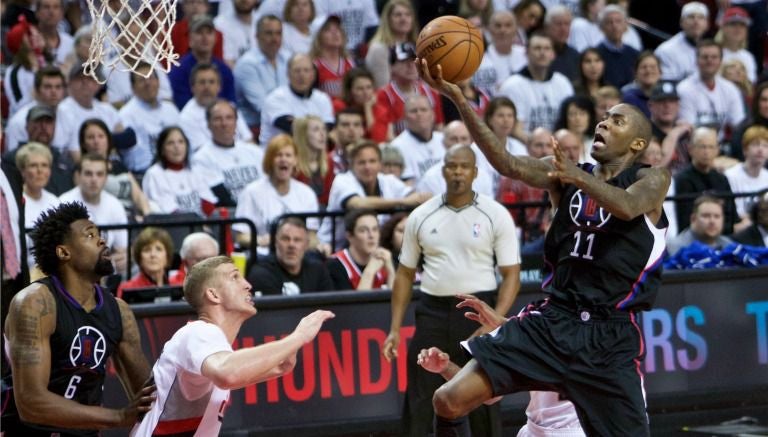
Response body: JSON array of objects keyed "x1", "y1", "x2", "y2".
[
  {"x1": 433, "y1": 385, "x2": 465, "y2": 420},
  {"x1": 16, "y1": 394, "x2": 47, "y2": 424},
  {"x1": 209, "y1": 370, "x2": 241, "y2": 390}
]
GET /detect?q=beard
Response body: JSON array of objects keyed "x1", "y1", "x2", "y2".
[{"x1": 95, "y1": 258, "x2": 115, "y2": 276}]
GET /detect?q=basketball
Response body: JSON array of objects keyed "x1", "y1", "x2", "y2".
[{"x1": 416, "y1": 16, "x2": 484, "y2": 83}]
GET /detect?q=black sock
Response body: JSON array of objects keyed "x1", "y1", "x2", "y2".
[{"x1": 434, "y1": 415, "x2": 470, "y2": 437}]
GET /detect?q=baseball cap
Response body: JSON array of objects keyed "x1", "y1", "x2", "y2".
[
  {"x1": 721, "y1": 6, "x2": 751, "y2": 26},
  {"x1": 389, "y1": 42, "x2": 416, "y2": 65},
  {"x1": 649, "y1": 81, "x2": 679, "y2": 101},
  {"x1": 189, "y1": 14, "x2": 215, "y2": 33},
  {"x1": 27, "y1": 105, "x2": 56, "y2": 122},
  {"x1": 68, "y1": 64, "x2": 104, "y2": 82},
  {"x1": 681, "y1": 2, "x2": 708, "y2": 19},
  {"x1": 6, "y1": 16, "x2": 33, "y2": 55}
]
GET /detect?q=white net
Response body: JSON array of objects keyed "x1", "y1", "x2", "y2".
[{"x1": 83, "y1": 0, "x2": 179, "y2": 83}]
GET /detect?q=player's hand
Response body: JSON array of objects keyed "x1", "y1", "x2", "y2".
[
  {"x1": 382, "y1": 331, "x2": 400, "y2": 361},
  {"x1": 415, "y1": 58, "x2": 462, "y2": 101},
  {"x1": 547, "y1": 136, "x2": 583, "y2": 185},
  {"x1": 456, "y1": 293, "x2": 506, "y2": 331},
  {"x1": 417, "y1": 347, "x2": 450, "y2": 374},
  {"x1": 121, "y1": 381, "x2": 156, "y2": 426},
  {"x1": 294, "y1": 310, "x2": 335, "y2": 344}
]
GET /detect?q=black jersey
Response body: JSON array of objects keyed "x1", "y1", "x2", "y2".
[
  {"x1": 1, "y1": 276, "x2": 123, "y2": 437},
  {"x1": 542, "y1": 163, "x2": 668, "y2": 311}
]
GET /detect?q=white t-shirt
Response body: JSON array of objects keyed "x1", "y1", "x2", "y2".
[
  {"x1": 214, "y1": 11, "x2": 257, "y2": 63},
  {"x1": 23, "y1": 190, "x2": 60, "y2": 267},
  {"x1": 142, "y1": 163, "x2": 218, "y2": 216},
  {"x1": 59, "y1": 187, "x2": 128, "y2": 250},
  {"x1": 130, "y1": 321, "x2": 232, "y2": 437},
  {"x1": 191, "y1": 141, "x2": 265, "y2": 201},
  {"x1": 118, "y1": 97, "x2": 181, "y2": 172},
  {"x1": 416, "y1": 160, "x2": 495, "y2": 198},
  {"x1": 105, "y1": 68, "x2": 173, "y2": 106},
  {"x1": 655, "y1": 32, "x2": 697, "y2": 81},
  {"x1": 3, "y1": 66, "x2": 35, "y2": 116},
  {"x1": 51, "y1": 31, "x2": 75, "y2": 66},
  {"x1": 57, "y1": 97, "x2": 122, "y2": 152},
  {"x1": 400, "y1": 193, "x2": 520, "y2": 296},
  {"x1": 499, "y1": 72, "x2": 574, "y2": 133},
  {"x1": 313, "y1": 0, "x2": 379, "y2": 50},
  {"x1": 473, "y1": 44, "x2": 528, "y2": 96},
  {"x1": 259, "y1": 86, "x2": 335, "y2": 145},
  {"x1": 724, "y1": 164, "x2": 768, "y2": 218},
  {"x1": 391, "y1": 130, "x2": 446, "y2": 184},
  {"x1": 179, "y1": 99, "x2": 254, "y2": 152},
  {"x1": 677, "y1": 73, "x2": 746, "y2": 140},
  {"x1": 233, "y1": 177, "x2": 320, "y2": 235},
  {"x1": 568, "y1": 17, "x2": 643, "y2": 52}
]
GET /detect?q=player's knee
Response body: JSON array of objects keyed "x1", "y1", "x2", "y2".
[{"x1": 432, "y1": 385, "x2": 464, "y2": 419}]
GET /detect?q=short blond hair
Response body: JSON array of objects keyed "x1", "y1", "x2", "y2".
[
  {"x1": 183, "y1": 255, "x2": 232, "y2": 310},
  {"x1": 743, "y1": 125, "x2": 768, "y2": 151},
  {"x1": 15, "y1": 142, "x2": 52, "y2": 170}
]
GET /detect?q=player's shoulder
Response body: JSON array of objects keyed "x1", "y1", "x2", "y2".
[{"x1": 9, "y1": 281, "x2": 56, "y2": 316}]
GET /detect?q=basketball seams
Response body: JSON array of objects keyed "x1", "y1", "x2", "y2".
[{"x1": 416, "y1": 15, "x2": 484, "y2": 83}]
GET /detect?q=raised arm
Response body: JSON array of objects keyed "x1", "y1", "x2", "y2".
[
  {"x1": 6, "y1": 286, "x2": 145, "y2": 429},
  {"x1": 416, "y1": 60, "x2": 559, "y2": 192},
  {"x1": 201, "y1": 310, "x2": 335, "y2": 390}
]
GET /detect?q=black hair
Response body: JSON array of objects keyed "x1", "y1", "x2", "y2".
[
  {"x1": 344, "y1": 209, "x2": 377, "y2": 233},
  {"x1": 31, "y1": 202, "x2": 90, "y2": 277},
  {"x1": 155, "y1": 126, "x2": 191, "y2": 168},
  {"x1": 34, "y1": 66, "x2": 66, "y2": 90},
  {"x1": 554, "y1": 95, "x2": 596, "y2": 136},
  {"x1": 78, "y1": 118, "x2": 114, "y2": 157}
]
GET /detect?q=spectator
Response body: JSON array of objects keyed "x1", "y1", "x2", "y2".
[
  {"x1": 118, "y1": 63, "x2": 181, "y2": 173},
  {"x1": 214, "y1": 0, "x2": 258, "y2": 66},
  {"x1": 732, "y1": 82, "x2": 768, "y2": 161},
  {"x1": 78, "y1": 119, "x2": 152, "y2": 220},
  {"x1": 142, "y1": 126, "x2": 221, "y2": 217},
  {"x1": 328, "y1": 107, "x2": 366, "y2": 173},
  {"x1": 391, "y1": 95, "x2": 446, "y2": 186},
  {"x1": 677, "y1": 40, "x2": 746, "y2": 143},
  {"x1": 379, "y1": 211, "x2": 409, "y2": 269},
  {"x1": 59, "y1": 153, "x2": 128, "y2": 273},
  {"x1": 180, "y1": 63, "x2": 254, "y2": 152},
  {"x1": 458, "y1": 0, "x2": 494, "y2": 29},
  {"x1": 365, "y1": 0, "x2": 418, "y2": 88},
  {"x1": 117, "y1": 227, "x2": 174, "y2": 298},
  {"x1": 4, "y1": 67, "x2": 69, "y2": 156},
  {"x1": 246, "y1": 217, "x2": 334, "y2": 295},
  {"x1": 292, "y1": 115, "x2": 335, "y2": 206},
  {"x1": 259, "y1": 53, "x2": 335, "y2": 144},
  {"x1": 655, "y1": 2, "x2": 709, "y2": 81},
  {"x1": 595, "y1": 5, "x2": 638, "y2": 89},
  {"x1": 593, "y1": 85, "x2": 621, "y2": 120},
  {"x1": 59, "y1": 25, "x2": 92, "y2": 79},
  {"x1": 381, "y1": 145, "x2": 405, "y2": 179},
  {"x1": 234, "y1": 134, "x2": 321, "y2": 252},
  {"x1": 3, "y1": 16, "x2": 45, "y2": 116},
  {"x1": 639, "y1": 137, "x2": 679, "y2": 239},
  {"x1": 554, "y1": 95, "x2": 597, "y2": 162},
  {"x1": 327, "y1": 210, "x2": 395, "y2": 290},
  {"x1": 573, "y1": 47, "x2": 606, "y2": 99},
  {"x1": 720, "y1": 59, "x2": 752, "y2": 114},
  {"x1": 646, "y1": 80, "x2": 692, "y2": 173},
  {"x1": 321, "y1": 140, "x2": 429, "y2": 248},
  {"x1": 512, "y1": 0, "x2": 545, "y2": 46},
  {"x1": 667, "y1": 195, "x2": 734, "y2": 257},
  {"x1": 716, "y1": 6, "x2": 757, "y2": 83},
  {"x1": 281, "y1": 0, "x2": 321, "y2": 55},
  {"x1": 621, "y1": 51, "x2": 662, "y2": 118},
  {"x1": 473, "y1": 10, "x2": 527, "y2": 96},
  {"x1": 335, "y1": 68, "x2": 382, "y2": 139},
  {"x1": 192, "y1": 100, "x2": 265, "y2": 205},
  {"x1": 499, "y1": 32, "x2": 574, "y2": 133},
  {"x1": 567, "y1": 0, "x2": 602, "y2": 51},
  {"x1": 15, "y1": 142, "x2": 60, "y2": 267},
  {"x1": 732, "y1": 191, "x2": 768, "y2": 248},
  {"x1": 486, "y1": 97, "x2": 528, "y2": 156},
  {"x1": 544, "y1": 5, "x2": 579, "y2": 82},
  {"x1": 553, "y1": 128, "x2": 584, "y2": 164},
  {"x1": 310, "y1": 15, "x2": 355, "y2": 99},
  {"x1": 674, "y1": 127, "x2": 739, "y2": 235},
  {"x1": 170, "y1": 0, "x2": 224, "y2": 59},
  {"x1": 169, "y1": 15, "x2": 235, "y2": 109},
  {"x1": 234, "y1": 15, "x2": 290, "y2": 129},
  {"x1": 371, "y1": 42, "x2": 444, "y2": 142},
  {"x1": 35, "y1": 0, "x2": 73, "y2": 66},
  {"x1": 313, "y1": 0, "x2": 379, "y2": 54},
  {"x1": 724, "y1": 126, "x2": 768, "y2": 226},
  {"x1": 441, "y1": 78, "x2": 491, "y2": 123},
  {"x1": 170, "y1": 231, "x2": 220, "y2": 285}
]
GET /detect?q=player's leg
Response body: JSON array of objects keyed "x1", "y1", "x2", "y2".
[{"x1": 433, "y1": 359, "x2": 495, "y2": 436}]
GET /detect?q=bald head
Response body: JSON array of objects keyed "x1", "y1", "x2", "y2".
[
  {"x1": 444, "y1": 144, "x2": 476, "y2": 165},
  {"x1": 691, "y1": 126, "x2": 718, "y2": 146},
  {"x1": 528, "y1": 127, "x2": 553, "y2": 158},
  {"x1": 443, "y1": 121, "x2": 472, "y2": 148},
  {"x1": 554, "y1": 129, "x2": 582, "y2": 162}
]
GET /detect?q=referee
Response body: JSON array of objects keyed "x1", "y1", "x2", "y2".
[{"x1": 383, "y1": 144, "x2": 521, "y2": 437}]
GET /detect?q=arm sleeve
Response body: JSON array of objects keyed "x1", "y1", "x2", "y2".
[
  {"x1": 493, "y1": 204, "x2": 521, "y2": 266},
  {"x1": 178, "y1": 323, "x2": 233, "y2": 375},
  {"x1": 398, "y1": 213, "x2": 421, "y2": 269}
]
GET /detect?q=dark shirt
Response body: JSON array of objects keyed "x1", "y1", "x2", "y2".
[
  {"x1": 551, "y1": 44, "x2": 581, "y2": 83},
  {"x1": 168, "y1": 53, "x2": 236, "y2": 109},
  {"x1": 674, "y1": 165, "x2": 738, "y2": 234},
  {"x1": 247, "y1": 256, "x2": 334, "y2": 296},
  {"x1": 597, "y1": 42, "x2": 639, "y2": 89},
  {"x1": 732, "y1": 225, "x2": 766, "y2": 247}
]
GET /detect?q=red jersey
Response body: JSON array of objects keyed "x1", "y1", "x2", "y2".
[
  {"x1": 314, "y1": 57, "x2": 355, "y2": 99},
  {"x1": 332, "y1": 249, "x2": 388, "y2": 289},
  {"x1": 370, "y1": 82, "x2": 444, "y2": 142}
]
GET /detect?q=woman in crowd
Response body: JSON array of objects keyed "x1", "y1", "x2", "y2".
[
  {"x1": 117, "y1": 227, "x2": 174, "y2": 298},
  {"x1": 732, "y1": 82, "x2": 768, "y2": 161},
  {"x1": 573, "y1": 48, "x2": 606, "y2": 99},
  {"x1": 293, "y1": 115, "x2": 335, "y2": 206},
  {"x1": 512, "y1": 0, "x2": 545, "y2": 45},
  {"x1": 281, "y1": 0, "x2": 320, "y2": 55},
  {"x1": 335, "y1": 68, "x2": 383, "y2": 139},
  {"x1": 78, "y1": 119, "x2": 152, "y2": 220},
  {"x1": 458, "y1": 0, "x2": 494, "y2": 29},
  {"x1": 379, "y1": 212, "x2": 408, "y2": 269},
  {"x1": 310, "y1": 15, "x2": 355, "y2": 99},
  {"x1": 621, "y1": 51, "x2": 662, "y2": 117},
  {"x1": 716, "y1": 7, "x2": 757, "y2": 84},
  {"x1": 327, "y1": 210, "x2": 395, "y2": 290},
  {"x1": 4, "y1": 16, "x2": 46, "y2": 115},
  {"x1": 554, "y1": 95, "x2": 597, "y2": 162},
  {"x1": 720, "y1": 59, "x2": 753, "y2": 112},
  {"x1": 365, "y1": 0, "x2": 418, "y2": 88},
  {"x1": 234, "y1": 134, "x2": 321, "y2": 253},
  {"x1": 485, "y1": 97, "x2": 527, "y2": 156}
]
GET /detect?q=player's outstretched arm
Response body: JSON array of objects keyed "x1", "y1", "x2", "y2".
[
  {"x1": 201, "y1": 310, "x2": 335, "y2": 390},
  {"x1": 6, "y1": 285, "x2": 147, "y2": 429},
  {"x1": 416, "y1": 59, "x2": 558, "y2": 191}
]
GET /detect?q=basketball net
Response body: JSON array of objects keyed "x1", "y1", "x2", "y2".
[{"x1": 83, "y1": 0, "x2": 179, "y2": 83}]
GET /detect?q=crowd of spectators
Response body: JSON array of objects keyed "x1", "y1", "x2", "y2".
[{"x1": 2, "y1": 0, "x2": 767, "y2": 296}]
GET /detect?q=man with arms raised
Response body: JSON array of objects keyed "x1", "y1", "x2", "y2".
[{"x1": 131, "y1": 256, "x2": 334, "y2": 436}]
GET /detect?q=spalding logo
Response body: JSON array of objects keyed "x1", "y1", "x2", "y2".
[{"x1": 420, "y1": 36, "x2": 448, "y2": 57}]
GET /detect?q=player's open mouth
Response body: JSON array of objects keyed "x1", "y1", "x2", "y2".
[
  {"x1": 101, "y1": 248, "x2": 111, "y2": 259},
  {"x1": 593, "y1": 133, "x2": 606, "y2": 148}
]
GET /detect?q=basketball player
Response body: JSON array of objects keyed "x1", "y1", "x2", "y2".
[
  {"x1": 418, "y1": 60, "x2": 670, "y2": 436},
  {"x1": 131, "y1": 256, "x2": 334, "y2": 436},
  {"x1": 2, "y1": 202, "x2": 155, "y2": 435}
]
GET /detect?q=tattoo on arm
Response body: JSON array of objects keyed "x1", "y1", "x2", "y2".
[{"x1": 12, "y1": 314, "x2": 42, "y2": 365}]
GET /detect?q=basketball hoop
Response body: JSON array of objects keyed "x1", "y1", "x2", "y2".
[{"x1": 83, "y1": 0, "x2": 179, "y2": 83}]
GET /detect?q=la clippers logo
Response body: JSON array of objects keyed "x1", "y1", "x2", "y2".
[
  {"x1": 70, "y1": 326, "x2": 106, "y2": 369},
  {"x1": 568, "y1": 190, "x2": 611, "y2": 228}
]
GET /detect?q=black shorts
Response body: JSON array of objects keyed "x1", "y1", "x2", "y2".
[{"x1": 467, "y1": 299, "x2": 650, "y2": 437}]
